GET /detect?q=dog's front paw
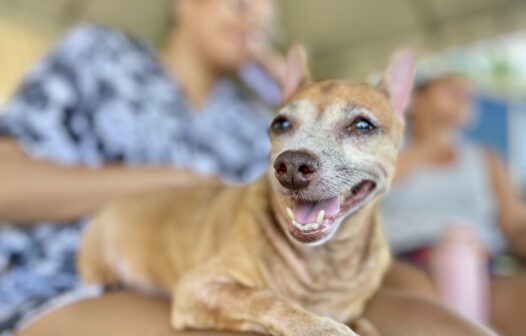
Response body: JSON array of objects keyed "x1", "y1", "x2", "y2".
[{"x1": 305, "y1": 318, "x2": 358, "y2": 336}]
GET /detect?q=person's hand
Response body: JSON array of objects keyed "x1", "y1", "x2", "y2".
[{"x1": 247, "y1": 39, "x2": 287, "y2": 91}]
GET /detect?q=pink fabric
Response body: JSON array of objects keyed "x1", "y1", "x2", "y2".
[{"x1": 430, "y1": 226, "x2": 490, "y2": 324}]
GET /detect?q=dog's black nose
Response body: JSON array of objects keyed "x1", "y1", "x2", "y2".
[{"x1": 274, "y1": 150, "x2": 319, "y2": 190}]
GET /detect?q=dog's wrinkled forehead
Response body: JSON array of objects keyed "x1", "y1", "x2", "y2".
[
  {"x1": 279, "y1": 81, "x2": 402, "y2": 136},
  {"x1": 293, "y1": 82, "x2": 391, "y2": 119}
]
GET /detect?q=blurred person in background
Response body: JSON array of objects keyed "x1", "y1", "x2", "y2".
[
  {"x1": 381, "y1": 74, "x2": 526, "y2": 335},
  {"x1": 0, "y1": 0, "x2": 282, "y2": 331}
]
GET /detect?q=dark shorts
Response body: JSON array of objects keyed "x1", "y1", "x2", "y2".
[{"x1": 398, "y1": 246, "x2": 524, "y2": 276}]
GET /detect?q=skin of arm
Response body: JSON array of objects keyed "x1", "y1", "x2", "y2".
[
  {"x1": 0, "y1": 138, "x2": 219, "y2": 224},
  {"x1": 484, "y1": 149, "x2": 526, "y2": 260},
  {"x1": 392, "y1": 146, "x2": 421, "y2": 182}
]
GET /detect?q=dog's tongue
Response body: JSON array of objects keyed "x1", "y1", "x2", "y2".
[{"x1": 293, "y1": 196, "x2": 340, "y2": 224}]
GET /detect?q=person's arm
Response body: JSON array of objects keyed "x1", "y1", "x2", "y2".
[
  {"x1": 0, "y1": 26, "x2": 220, "y2": 224},
  {"x1": 0, "y1": 138, "x2": 218, "y2": 224},
  {"x1": 392, "y1": 143, "x2": 430, "y2": 182},
  {"x1": 484, "y1": 149, "x2": 526, "y2": 260}
]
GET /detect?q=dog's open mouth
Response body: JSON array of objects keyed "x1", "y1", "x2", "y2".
[{"x1": 285, "y1": 180, "x2": 376, "y2": 244}]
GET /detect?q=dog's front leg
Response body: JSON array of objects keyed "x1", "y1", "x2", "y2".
[
  {"x1": 349, "y1": 318, "x2": 381, "y2": 336},
  {"x1": 172, "y1": 276, "x2": 358, "y2": 336}
]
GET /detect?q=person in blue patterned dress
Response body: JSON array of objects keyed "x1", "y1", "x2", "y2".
[{"x1": 0, "y1": 0, "x2": 282, "y2": 331}]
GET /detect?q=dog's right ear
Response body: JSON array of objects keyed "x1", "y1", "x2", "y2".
[
  {"x1": 283, "y1": 44, "x2": 311, "y2": 101},
  {"x1": 378, "y1": 49, "x2": 415, "y2": 117}
]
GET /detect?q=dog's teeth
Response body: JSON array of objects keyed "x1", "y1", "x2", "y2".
[
  {"x1": 286, "y1": 207, "x2": 294, "y2": 219},
  {"x1": 292, "y1": 219, "x2": 302, "y2": 230},
  {"x1": 292, "y1": 219, "x2": 320, "y2": 232},
  {"x1": 294, "y1": 220, "x2": 307, "y2": 231},
  {"x1": 305, "y1": 223, "x2": 318, "y2": 231},
  {"x1": 316, "y1": 210, "x2": 324, "y2": 225}
]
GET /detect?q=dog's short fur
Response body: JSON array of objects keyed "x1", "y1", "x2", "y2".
[{"x1": 78, "y1": 46, "x2": 415, "y2": 336}]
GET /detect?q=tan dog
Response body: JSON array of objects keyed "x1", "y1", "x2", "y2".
[{"x1": 78, "y1": 46, "x2": 414, "y2": 336}]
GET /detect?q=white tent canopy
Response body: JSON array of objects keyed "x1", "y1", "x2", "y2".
[
  {"x1": 2, "y1": 0, "x2": 526, "y2": 83},
  {"x1": 280, "y1": 0, "x2": 526, "y2": 79}
]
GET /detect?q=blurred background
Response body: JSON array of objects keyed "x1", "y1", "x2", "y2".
[{"x1": 1, "y1": 0, "x2": 526, "y2": 189}]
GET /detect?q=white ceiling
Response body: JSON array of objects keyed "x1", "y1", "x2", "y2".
[
  {"x1": 2, "y1": 0, "x2": 526, "y2": 79},
  {"x1": 279, "y1": 0, "x2": 526, "y2": 78}
]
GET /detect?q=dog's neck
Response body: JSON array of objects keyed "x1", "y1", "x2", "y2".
[{"x1": 249, "y1": 176, "x2": 390, "y2": 318}]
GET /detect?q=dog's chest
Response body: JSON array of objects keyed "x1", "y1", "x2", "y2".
[{"x1": 264, "y1": 247, "x2": 385, "y2": 322}]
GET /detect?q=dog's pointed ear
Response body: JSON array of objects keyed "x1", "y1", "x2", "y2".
[
  {"x1": 378, "y1": 50, "x2": 415, "y2": 117},
  {"x1": 283, "y1": 44, "x2": 311, "y2": 101}
]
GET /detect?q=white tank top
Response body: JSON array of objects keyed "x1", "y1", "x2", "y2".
[{"x1": 381, "y1": 143, "x2": 507, "y2": 254}]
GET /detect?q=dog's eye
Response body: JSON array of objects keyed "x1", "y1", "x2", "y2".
[
  {"x1": 270, "y1": 117, "x2": 292, "y2": 133},
  {"x1": 348, "y1": 118, "x2": 376, "y2": 134}
]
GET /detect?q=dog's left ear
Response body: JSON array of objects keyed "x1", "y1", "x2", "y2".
[
  {"x1": 283, "y1": 44, "x2": 311, "y2": 101},
  {"x1": 378, "y1": 50, "x2": 415, "y2": 117}
]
